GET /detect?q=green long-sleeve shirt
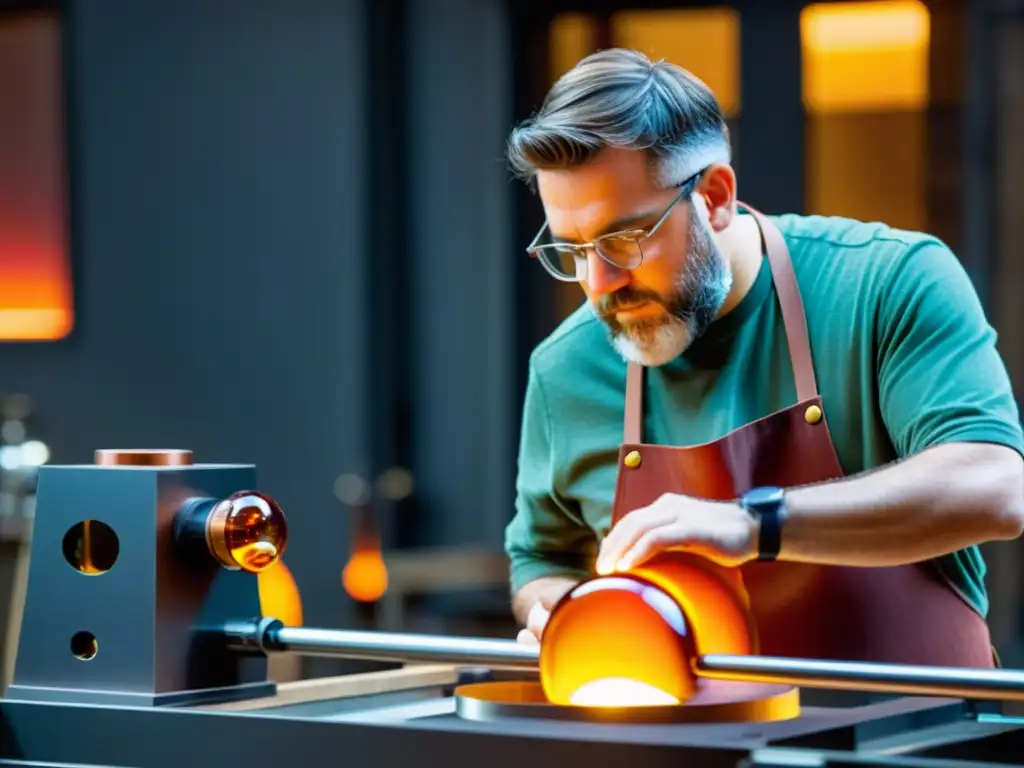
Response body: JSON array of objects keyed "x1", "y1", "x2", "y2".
[{"x1": 505, "y1": 213, "x2": 1024, "y2": 618}]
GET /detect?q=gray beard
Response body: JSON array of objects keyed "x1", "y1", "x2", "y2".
[{"x1": 597, "y1": 217, "x2": 733, "y2": 367}]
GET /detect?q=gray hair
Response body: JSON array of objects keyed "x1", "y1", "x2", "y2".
[{"x1": 507, "y1": 48, "x2": 731, "y2": 190}]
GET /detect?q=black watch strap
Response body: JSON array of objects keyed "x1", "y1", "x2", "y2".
[
  {"x1": 757, "y1": 505, "x2": 783, "y2": 561},
  {"x1": 742, "y1": 486, "x2": 786, "y2": 562}
]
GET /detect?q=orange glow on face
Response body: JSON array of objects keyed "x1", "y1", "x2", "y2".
[
  {"x1": 342, "y1": 546, "x2": 389, "y2": 603},
  {"x1": 258, "y1": 560, "x2": 303, "y2": 627},
  {"x1": 0, "y1": 11, "x2": 74, "y2": 341},
  {"x1": 540, "y1": 553, "x2": 757, "y2": 708}
]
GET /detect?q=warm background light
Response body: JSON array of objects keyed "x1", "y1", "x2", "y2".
[
  {"x1": 0, "y1": 10, "x2": 75, "y2": 341},
  {"x1": 342, "y1": 545, "x2": 389, "y2": 604},
  {"x1": 802, "y1": 0, "x2": 932, "y2": 233},
  {"x1": 611, "y1": 8, "x2": 741, "y2": 119},
  {"x1": 802, "y1": 0, "x2": 930, "y2": 113}
]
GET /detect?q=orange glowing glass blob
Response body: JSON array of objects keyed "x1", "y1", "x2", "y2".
[
  {"x1": 629, "y1": 553, "x2": 758, "y2": 658},
  {"x1": 540, "y1": 553, "x2": 757, "y2": 708},
  {"x1": 219, "y1": 491, "x2": 289, "y2": 573},
  {"x1": 342, "y1": 547, "x2": 389, "y2": 603},
  {"x1": 258, "y1": 560, "x2": 303, "y2": 627}
]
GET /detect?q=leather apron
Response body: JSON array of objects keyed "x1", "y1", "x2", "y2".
[{"x1": 610, "y1": 203, "x2": 995, "y2": 668}]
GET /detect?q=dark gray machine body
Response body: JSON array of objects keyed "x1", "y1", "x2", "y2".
[{"x1": 8, "y1": 463, "x2": 274, "y2": 706}]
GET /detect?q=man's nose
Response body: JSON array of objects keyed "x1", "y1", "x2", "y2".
[{"x1": 584, "y1": 250, "x2": 630, "y2": 297}]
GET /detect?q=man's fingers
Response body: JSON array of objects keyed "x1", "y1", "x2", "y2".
[
  {"x1": 516, "y1": 628, "x2": 539, "y2": 646},
  {"x1": 618, "y1": 526, "x2": 684, "y2": 571},
  {"x1": 526, "y1": 601, "x2": 550, "y2": 639},
  {"x1": 598, "y1": 509, "x2": 674, "y2": 574}
]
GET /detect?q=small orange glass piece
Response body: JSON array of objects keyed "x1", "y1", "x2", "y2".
[
  {"x1": 219, "y1": 491, "x2": 288, "y2": 573},
  {"x1": 540, "y1": 553, "x2": 757, "y2": 708}
]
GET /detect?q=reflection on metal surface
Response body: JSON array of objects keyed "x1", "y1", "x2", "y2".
[
  {"x1": 223, "y1": 617, "x2": 540, "y2": 670},
  {"x1": 454, "y1": 680, "x2": 800, "y2": 724}
]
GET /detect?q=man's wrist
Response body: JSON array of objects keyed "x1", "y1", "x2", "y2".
[{"x1": 739, "y1": 502, "x2": 761, "y2": 560}]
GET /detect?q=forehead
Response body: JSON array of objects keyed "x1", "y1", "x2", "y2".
[{"x1": 536, "y1": 148, "x2": 661, "y2": 238}]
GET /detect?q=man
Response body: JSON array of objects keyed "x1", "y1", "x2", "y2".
[{"x1": 503, "y1": 48, "x2": 1024, "y2": 667}]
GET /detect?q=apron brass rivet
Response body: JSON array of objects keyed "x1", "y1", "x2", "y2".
[
  {"x1": 804, "y1": 405, "x2": 823, "y2": 425},
  {"x1": 624, "y1": 450, "x2": 642, "y2": 469}
]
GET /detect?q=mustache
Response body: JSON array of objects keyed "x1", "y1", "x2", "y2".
[{"x1": 597, "y1": 287, "x2": 664, "y2": 316}]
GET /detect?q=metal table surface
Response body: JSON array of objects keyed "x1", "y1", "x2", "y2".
[{"x1": 2, "y1": 682, "x2": 1022, "y2": 768}]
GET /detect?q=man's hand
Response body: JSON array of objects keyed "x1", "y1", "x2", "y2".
[
  {"x1": 512, "y1": 576, "x2": 578, "y2": 646},
  {"x1": 596, "y1": 493, "x2": 759, "y2": 575}
]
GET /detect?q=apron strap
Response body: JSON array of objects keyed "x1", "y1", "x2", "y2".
[
  {"x1": 623, "y1": 202, "x2": 818, "y2": 445},
  {"x1": 624, "y1": 362, "x2": 644, "y2": 444},
  {"x1": 743, "y1": 203, "x2": 819, "y2": 404}
]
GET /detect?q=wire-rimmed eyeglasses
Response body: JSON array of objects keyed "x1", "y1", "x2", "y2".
[{"x1": 525, "y1": 169, "x2": 704, "y2": 282}]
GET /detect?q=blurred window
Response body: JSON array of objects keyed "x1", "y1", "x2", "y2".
[{"x1": 802, "y1": 0, "x2": 931, "y2": 231}]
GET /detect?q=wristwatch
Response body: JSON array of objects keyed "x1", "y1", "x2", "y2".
[{"x1": 740, "y1": 486, "x2": 786, "y2": 562}]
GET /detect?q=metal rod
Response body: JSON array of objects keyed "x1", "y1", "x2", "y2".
[
  {"x1": 697, "y1": 654, "x2": 1024, "y2": 701},
  {"x1": 221, "y1": 618, "x2": 1024, "y2": 702},
  {"x1": 220, "y1": 618, "x2": 540, "y2": 670}
]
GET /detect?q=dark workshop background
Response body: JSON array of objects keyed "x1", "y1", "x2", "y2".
[{"x1": 0, "y1": 0, "x2": 1022, "y2": 682}]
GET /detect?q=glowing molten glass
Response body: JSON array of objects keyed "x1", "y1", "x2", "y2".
[
  {"x1": 540, "y1": 553, "x2": 757, "y2": 708},
  {"x1": 570, "y1": 678, "x2": 682, "y2": 707},
  {"x1": 258, "y1": 560, "x2": 303, "y2": 627}
]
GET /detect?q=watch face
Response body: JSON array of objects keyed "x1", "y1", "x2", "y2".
[{"x1": 745, "y1": 486, "x2": 784, "y2": 506}]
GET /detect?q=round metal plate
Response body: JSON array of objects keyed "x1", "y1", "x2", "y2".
[{"x1": 454, "y1": 679, "x2": 800, "y2": 724}]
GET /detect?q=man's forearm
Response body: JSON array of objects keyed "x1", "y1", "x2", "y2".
[{"x1": 777, "y1": 442, "x2": 1024, "y2": 566}]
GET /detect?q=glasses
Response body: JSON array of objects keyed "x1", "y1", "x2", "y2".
[{"x1": 526, "y1": 170, "x2": 704, "y2": 282}]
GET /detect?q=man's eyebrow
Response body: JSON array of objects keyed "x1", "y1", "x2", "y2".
[{"x1": 549, "y1": 208, "x2": 663, "y2": 244}]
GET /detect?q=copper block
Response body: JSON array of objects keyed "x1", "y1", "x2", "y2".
[{"x1": 94, "y1": 449, "x2": 194, "y2": 467}]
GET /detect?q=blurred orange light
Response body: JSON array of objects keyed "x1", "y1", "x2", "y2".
[
  {"x1": 342, "y1": 547, "x2": 389, "y2": 604},
  {"x1": 801, "y1": 1, "x2": 930, "y2": 113},
  {"x1": 0, "y1": 12, "x2": 75, "y2": 341},
  {"x1": 540, "y1": 553, "x2": 756, "y2": 708}
]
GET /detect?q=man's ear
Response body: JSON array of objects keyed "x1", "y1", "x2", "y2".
[{"x1": 699, "y1": 164, "x2": 737, "y2": 232}]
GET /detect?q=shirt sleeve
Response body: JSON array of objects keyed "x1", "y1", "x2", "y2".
[
  {"x1": 504, "y1": 357, "x2": 597, "y2": 593},
  {"x1": 877, "y1": 240, "x2": 1024, "y2": 459}
]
